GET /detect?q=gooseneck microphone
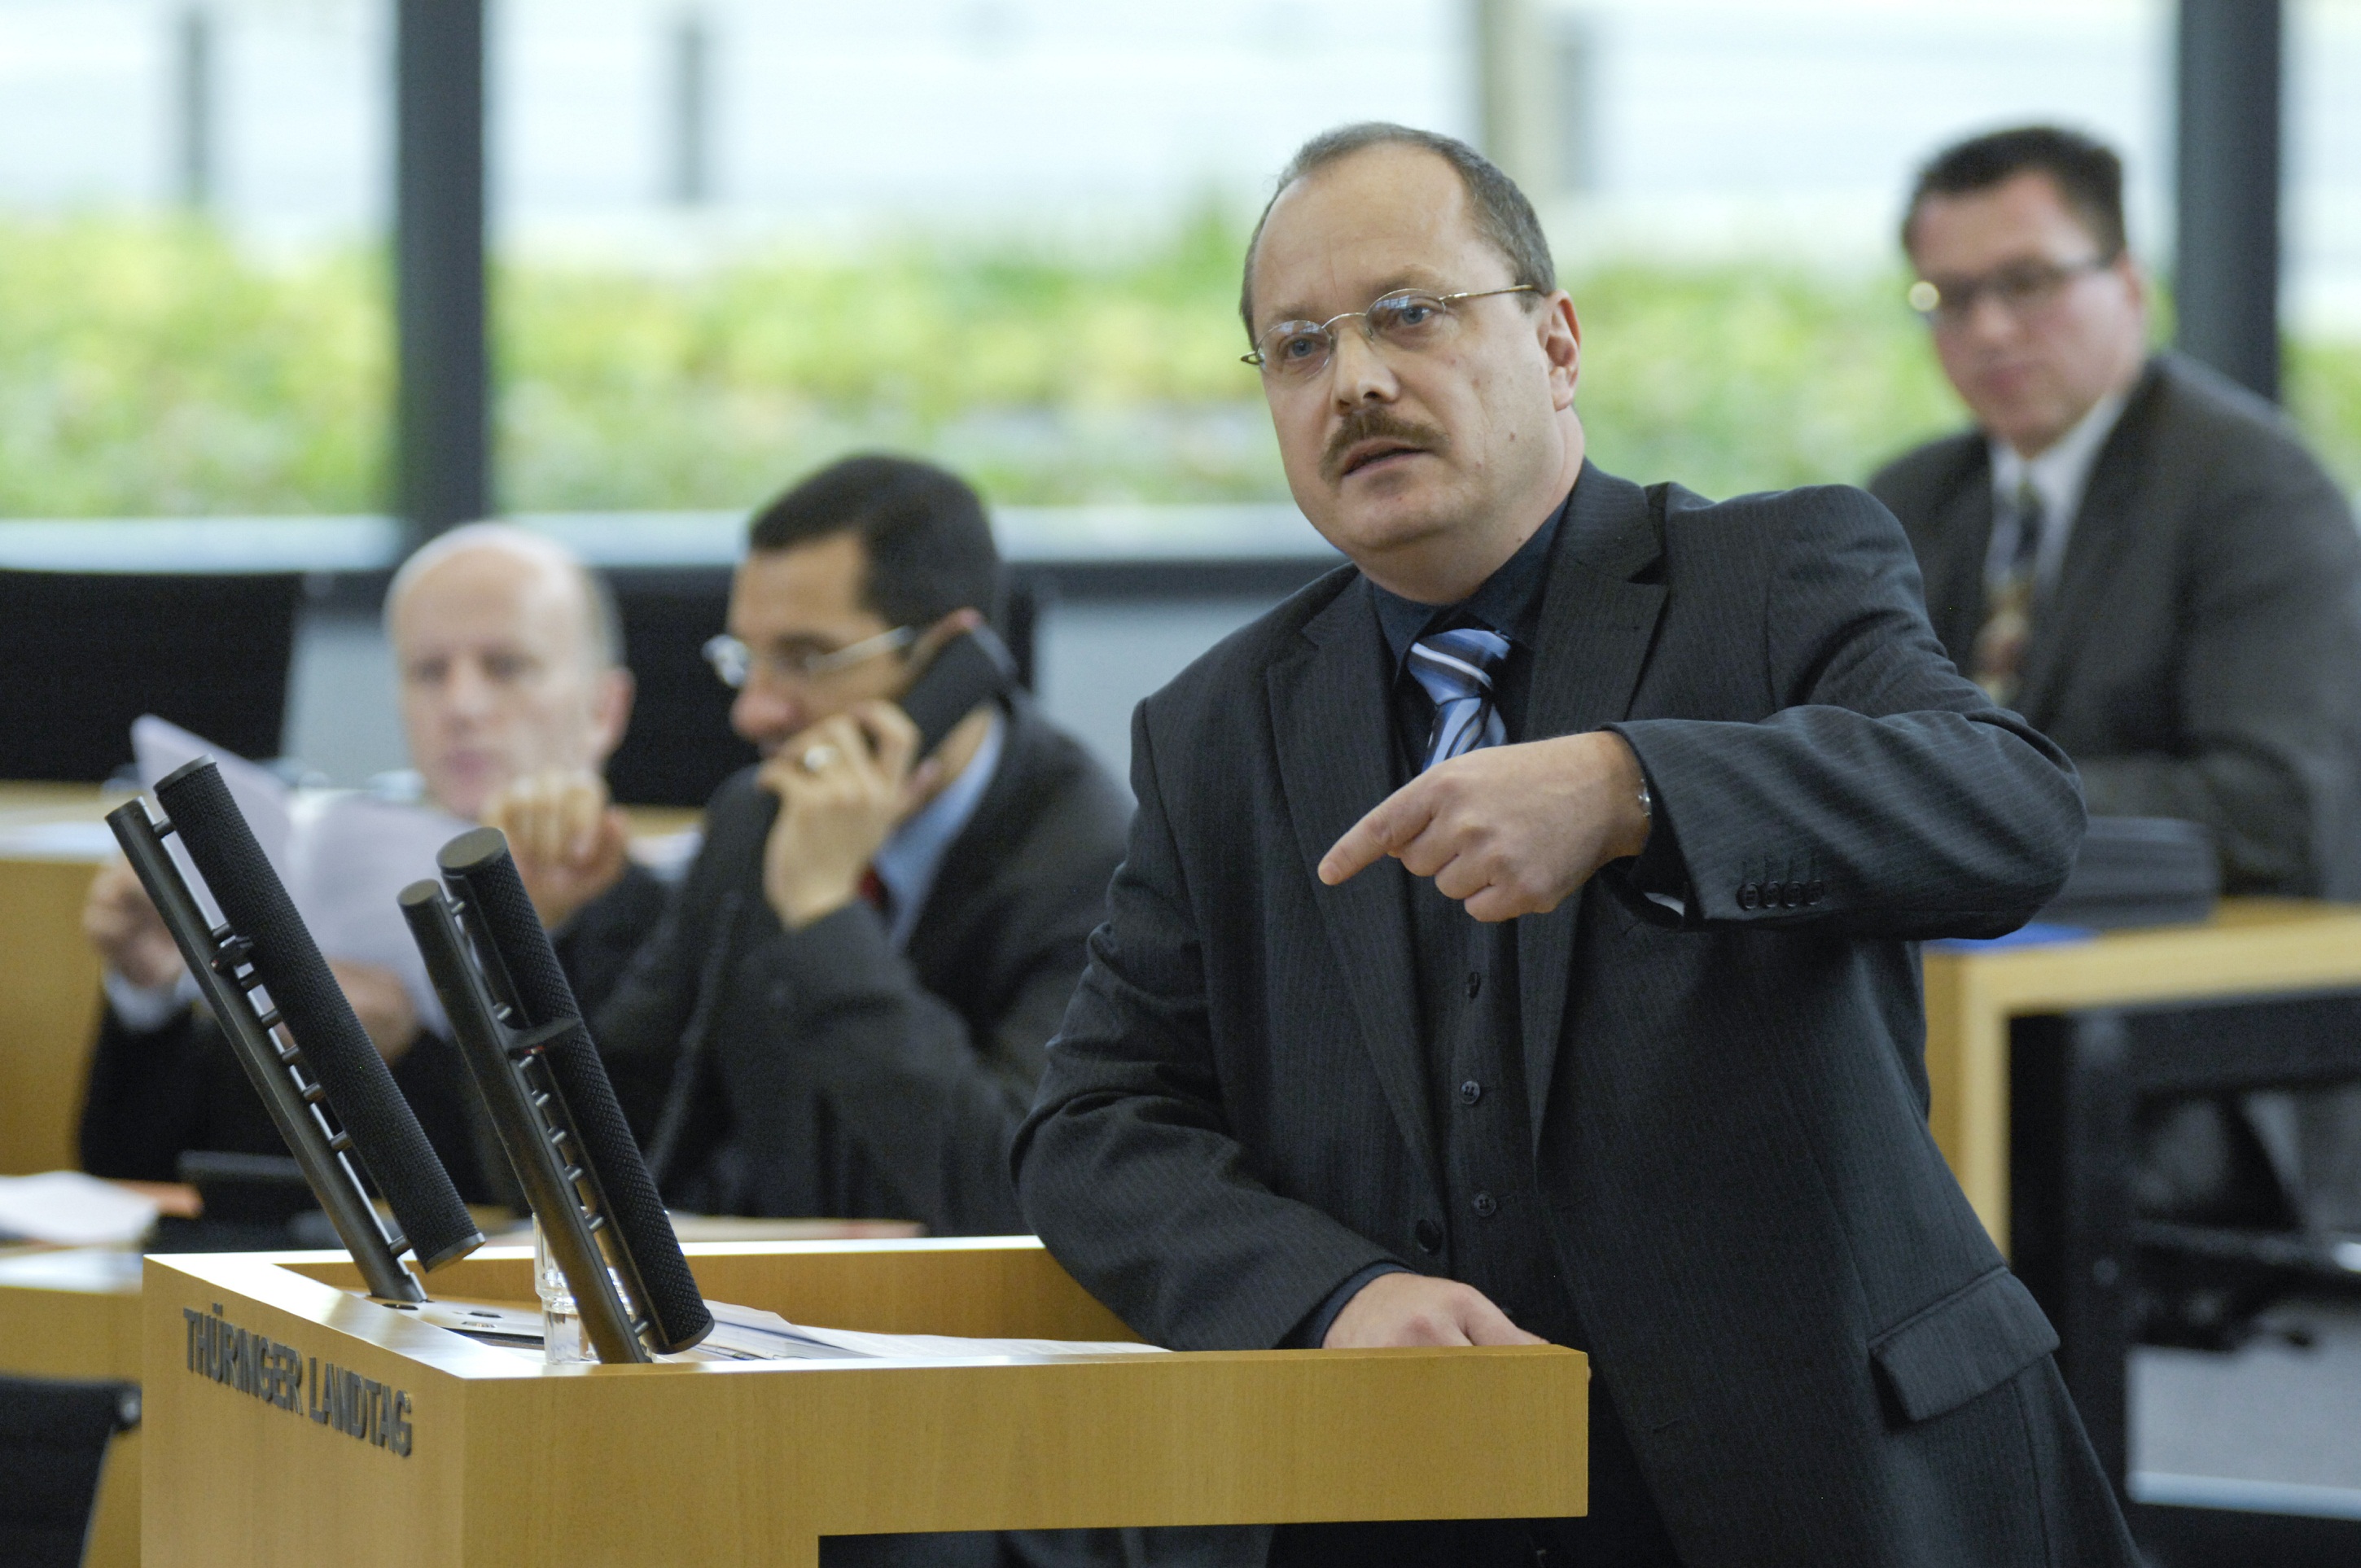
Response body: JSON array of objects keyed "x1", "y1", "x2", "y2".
[
  {"x1": 415, "y1": 827, "x2": 712, "y2": 1357},
  {"x1": 107, "y1": 759, "x2": 484, "y2": 1299},
  {"x1": 401, "y1": 880, "x2": 653, "y2": 1363}
]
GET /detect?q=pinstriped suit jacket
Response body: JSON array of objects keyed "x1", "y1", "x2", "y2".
[{"x1": 1014, "y1": 464, "x2": 2139, "y2": 1566}]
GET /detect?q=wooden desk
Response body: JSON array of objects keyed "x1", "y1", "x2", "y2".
[
  {"x1": 143, "y1": 1241, "x2": 1588, "y2": 1566},
  {"x1": 1922, "y1": 898, "x2": 2361, "y2": 1249},
  {"x1": 0, "y1": 1246, "x2": 145, "y2": 1568},
  {"x1": 1922, "y1": 896, "x2": 2361, "y2": 1522},
  {"x1": 0, "y1": 785, "x2": 121, "y2": 1175}
]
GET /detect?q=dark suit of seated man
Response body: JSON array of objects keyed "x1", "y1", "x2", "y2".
[
  {"x1": 1868, "y1": 126, "x2": 2361, "y2": 898},
  {"x1": 1014, "y1": 123, "x2": 2139, "y2": 1568},
  {"x1": 1869, "y1": 127, "x2": 2361, "y2": 1283},
  {"x1": 80, "y1": 525, "x2": 667, "y2": 1205},
  {"x1": 594, "y1": 457, "x2": 1131, "y2": 1237}
]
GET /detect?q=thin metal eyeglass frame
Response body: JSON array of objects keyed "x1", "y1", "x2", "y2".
[
  {"x1": 702, "y1": 624, "x2": 917, "y2": 690},
  {"x1": 1242, "y1": 284, "x2": 1540, "y2": 373},
  {"x1": 1908, "y1": 253, "x2": 2118, "y2": 330}
]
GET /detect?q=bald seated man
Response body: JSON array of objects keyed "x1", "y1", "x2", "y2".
[{"x1": 78, "y1": 524, "x2": 668, "y2": 1204}]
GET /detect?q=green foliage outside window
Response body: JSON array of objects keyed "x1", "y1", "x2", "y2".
[{"x1": 2, "y1": 215, "x2": 2356, "y2": 519}]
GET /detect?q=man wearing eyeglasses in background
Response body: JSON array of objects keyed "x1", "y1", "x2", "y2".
[
  {"x1": 590, "y1": 454, "x2": 1130, "y2": 1238},
  {"x1": 1871, "y1": 127, "x2": 2361, "y2": 1284},
  {"x1": 1015, "y1": 122, "x2": 2134, "y2": 1566}
]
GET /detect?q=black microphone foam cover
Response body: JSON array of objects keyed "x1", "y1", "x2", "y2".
[
  {"x1": 437, "y1": 826, "x2": 712, "y2": 1352},
  {"x1": 153, "y1": 759, "x2": 483, "y2": 1272}
]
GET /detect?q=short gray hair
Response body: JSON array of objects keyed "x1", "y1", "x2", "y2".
[
  {"x1": 1239, "y1": 122, "x2": 1557, "y2": 337},
  {"x1": 384, "y1": 522, "x2": 623, "y2": 672}
]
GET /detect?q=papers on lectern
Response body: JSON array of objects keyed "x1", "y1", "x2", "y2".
[
  {"x1": 416, "y1": 1294, "x2": 1167, "y2": 1364},
  {"x1": 0, "y1": 1171, "x2": 160, "y2": 1246},
  {"x1": 682, "y1": 1299, "x2": 1167, "y2": 1363}
]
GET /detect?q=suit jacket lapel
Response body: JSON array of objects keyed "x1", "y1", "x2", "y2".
[
  {"x1": 1921, "y1": 453, "x2": 1995, "y2": 673},
  {"x1": 2014, "y1": 362, "x2": 2162, "y2": 726},
  {"x1": 1518, "y1": 466, "x2": 1668, "y2": 1146},
  {"x1": 1267, "y1": 581, "x2": 1439, "y2": 1190}
]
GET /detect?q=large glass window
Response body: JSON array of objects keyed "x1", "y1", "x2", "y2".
[{"x1": 0, "y1": 1, "x2": 2351, "y2": 517}]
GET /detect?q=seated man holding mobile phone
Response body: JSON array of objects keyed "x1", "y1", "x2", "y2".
[{"x1": 594, "y1": 455, "x2": 1132, "y2": 1233}]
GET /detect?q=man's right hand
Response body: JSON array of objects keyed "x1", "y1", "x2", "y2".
[
  {"x1": 82, "y1": 860, "x2": 183, "y2": 990},
  {"x1": 757, "y1": 703, "x2": 938, "y2": 931},
  {"x1": 1321, "y1": 1271, "x2": 1547, "y2": 1349},
  {"x1": 481, "y1": 769, "x2": 632, "y2": 931}
]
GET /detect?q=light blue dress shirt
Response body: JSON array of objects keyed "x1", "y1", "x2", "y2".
[{"x1": 868, "y1": 709, "x2": 1007, "y2": 950}]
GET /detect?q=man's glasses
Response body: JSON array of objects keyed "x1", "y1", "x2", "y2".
[
  {"x1": 703, "y1": 625, "x2": 916, "y2": 690},
  {"x1": 1907, "y1": 254, "x2": 2118, "y2": 330},
  {"x1": 1243, "y1": 285, "x2": 1540, "y2": 381}
]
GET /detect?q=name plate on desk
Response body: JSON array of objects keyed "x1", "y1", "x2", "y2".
[{"x1": 182, "y1": 1300, "x2": 414, "y2": 1456}]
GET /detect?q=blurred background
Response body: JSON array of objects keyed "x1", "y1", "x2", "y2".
[
  {"x1": 2, "y1": 0, "x2": 2357, "y2": 511},
  {"x1": 2, "y1": 0, "x2": 2356, "y2": 789}
]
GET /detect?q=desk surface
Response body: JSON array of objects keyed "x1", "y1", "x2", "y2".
[{"x1": 1922, "y1": 898, "x2": 2361, "y2": 1248}]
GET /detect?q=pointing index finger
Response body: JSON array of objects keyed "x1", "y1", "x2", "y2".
[{"x1": 1318, "y1": 778, "x2": 1433, "y2": 887}]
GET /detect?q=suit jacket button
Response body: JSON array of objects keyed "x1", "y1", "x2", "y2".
[
  {"x1": 1414, "y1": 1220, "x2": 1443, "y2": 1254},
  {"x1": 1737, "y1": 883, "x2": 1761, "y2": 910},
  {"x1": 1460, "y1": 1080, "x2": 1483, "y2": 1105},
  {"x1": 1807, "y1": 879, "x2": 1827, "y2": 904},
  {"x1": 1472, "y1": 1192, "x2": 1498, "y2": 1218},
  {"x1": 1773, "y1": 880, "x2": 1795, "y2": 909}
]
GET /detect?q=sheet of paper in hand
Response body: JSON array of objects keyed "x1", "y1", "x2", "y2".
[
  {"x1": 131, "y1": 716, "x2": 471, "y2": 1035},
  {"x1": 132, "y1": 714, "x2": 296, "y2": 936}
]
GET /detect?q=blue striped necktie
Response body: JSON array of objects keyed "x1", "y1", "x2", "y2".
[{"x1": 1407, "y1": 626, "x2": 1511, "y2": 773}]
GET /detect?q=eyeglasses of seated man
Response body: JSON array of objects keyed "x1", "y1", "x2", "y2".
[
  {"x1": 700, "y1": 623, "x2": 917, "y2": 690},
  {"x1": 1905, "y1": 253, "x2": 2118, "y2": 331}
]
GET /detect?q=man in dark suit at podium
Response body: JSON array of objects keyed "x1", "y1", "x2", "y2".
[
  {"x1": 1015, "y1": 124, "x2": 2138, "y2": 1566},
  {"x1": 1870, "y1": 126, "x2": 2361, "y2": 1267},
  {"x1": 593, "y1": 457, "x2": 1131, "y2": 1237}
]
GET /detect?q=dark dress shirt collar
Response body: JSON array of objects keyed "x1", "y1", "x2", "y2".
[{"x1": 1368, "y1": 489, "x2": 1568, "y2": 664}]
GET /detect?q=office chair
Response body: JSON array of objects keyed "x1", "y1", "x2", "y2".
[
  {"x1": 0, "y1": 1373, "x2": 141, "y2": 1568},
  {"x1": 0, "y1": 569, "x2": 302, "y2": 782},
  {"x1": 603, "y1": 569, "x2": 755, "y2": 808}
]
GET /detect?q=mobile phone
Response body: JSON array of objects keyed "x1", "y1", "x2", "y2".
[{"x1": 900, "y1": 626, "x2": 1017, "y2": 760}]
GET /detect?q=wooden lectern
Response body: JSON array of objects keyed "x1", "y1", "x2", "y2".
[{"x1": 143, "y1": 1239, "x2": 1588, "y2": 1566}]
